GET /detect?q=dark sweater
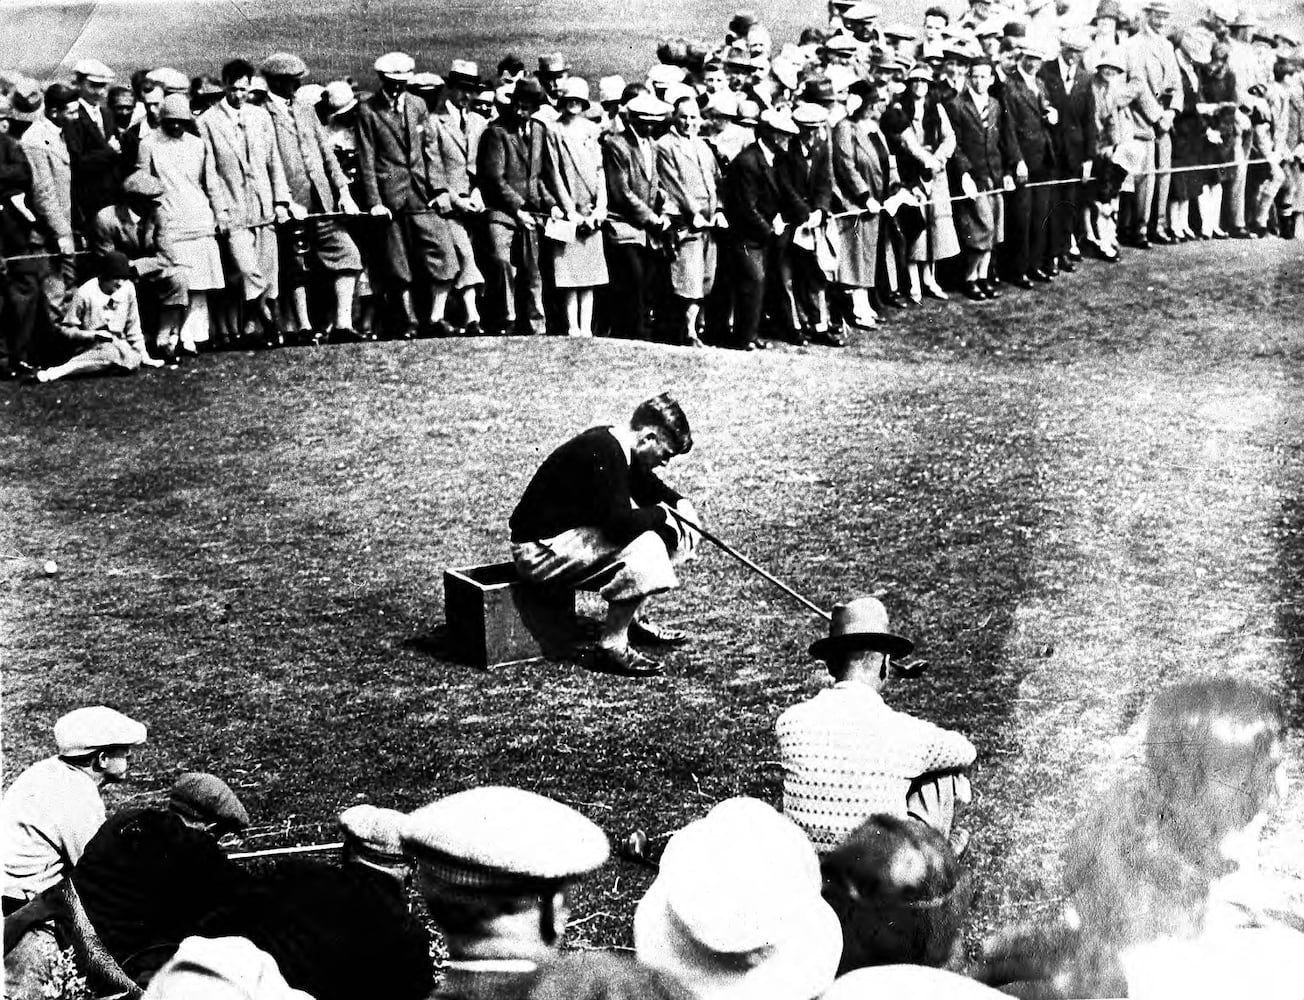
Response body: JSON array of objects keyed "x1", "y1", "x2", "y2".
[{"x1": 509, "y1": 426, "x2": 682, "y2": 546}]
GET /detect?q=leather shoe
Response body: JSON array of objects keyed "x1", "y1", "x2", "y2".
[
  {"x1": 979, "y1": 280, "x2": 1000, "y2": 299},
  {"x1": 330, "y1": 327, "x2": 364, "y2": 343},
  {"x1": 589, "y1": 645, "x2": 663, "y2": 677},
  {"x1": 630, "y1": 619, "x2": 689, "y2": 647},
  {"x1": 1058, "y1": 257, "x2": 1077, "y2": 273},
  {"x1": 1011, "y1": 275, "x2": 1034, "y2": 290},
  {"x1": 1029, "y1": 269, "x2": 1053, "y2": 283},
  {"x1": 461, "y1": 320, "x2": 483, "y2": 337},
  {"x1": 1149, "y1": 229, "x2": 1175, "y2": 246},
  {"x1": 812, "y1": 329, "x2": 845, "y2": 347},
  {"x1": 963, "y1": 281, "x2": 986, "y2": 301}
]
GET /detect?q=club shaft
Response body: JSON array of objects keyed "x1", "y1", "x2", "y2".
[
  {"x1": 668, "y1": 509, "x2": 831, "y2": 620},
  {"x1": 228, "y1": 842, "x2": 344, "y2": 860}
]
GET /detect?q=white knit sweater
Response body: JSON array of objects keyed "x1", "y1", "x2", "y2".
[{"x1": 775, "y1": 681, "x2": 977, "y2": 854}]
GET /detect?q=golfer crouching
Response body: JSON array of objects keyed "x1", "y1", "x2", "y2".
[{"x1": 509, "y1": 392, "x2": 700, "y2": 677}]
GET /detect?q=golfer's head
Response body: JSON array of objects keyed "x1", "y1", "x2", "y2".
[{"x1": 631, "y1": 393, "x2": 692, "y2": 470}]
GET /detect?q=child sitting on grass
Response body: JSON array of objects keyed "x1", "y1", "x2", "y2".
[{"x1": 33, "y1": 252, "x2": 164, "y2": 383}]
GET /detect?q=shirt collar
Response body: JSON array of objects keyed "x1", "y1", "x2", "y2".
[
  {"x1": 219, "y1": 99, "x2": 243, "y2": 123},
  {"x1": 79, "y1": 98, "x2": 101, "y2": 117},
  {"x1": 267, "y1": 91, "x2": 290, "y2": 110},
  {"x1": 1018, "y1": 67, "x2": 1039, "y2": 88},
  {"x1": 759, "y1": 141, "x2": 775, "y2": 166}
]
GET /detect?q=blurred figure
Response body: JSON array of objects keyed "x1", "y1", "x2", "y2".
[
  {"x1": 526, "y1": 952, "x2": 694, "y2": 1000},
  {"x1": 634, "y1": 797, "x2": 842, "y2": 1000},
  {"x1": 821, "y1": 814, "x2": 972, "y2": 975},
  {"x1": 142, "y1": 936, "x2": 314, "y2": 1000},
  {"x1": 0, "y1": 92, "x2": 45, "y2": 379},
  {"x1": 975, "y1": 678, "x2": 1302, "y2": 999}
]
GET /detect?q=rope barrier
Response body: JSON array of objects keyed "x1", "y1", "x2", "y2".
[{"x1": 2, "y1": 155, "x2": 1285, "y2": 263}]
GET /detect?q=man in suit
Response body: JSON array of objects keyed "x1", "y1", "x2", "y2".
[
  {"x1": 722, "y1": 107, "x2": 800, "y2": 350},
  {"x1": 1122, "y1": 0, "x2": 1180, "y2": 246},
  {"x1": 779, "y1": 103, "x2": 839, "y2": 346},
  {"x1": 601, "y1": 92, "x2": 672, "y2": 341},
  {"x1": 260, "y1": 52, "x2": 363, "y2": 345},
  {"x1": 90, "y1": 170, "x2": 189, "y2": 352},
  {"x1": 356, "y1": 51, "x2": 449, "y2": 339},
  {"x1": 948, "y1": 58, "x2": 1021, "y2": 300},
  {"x1": 64, "y1": 60, "x2": 123, "y2": 229},
  {"x1": 476, "y1": 77, "x2": 550, "y2": 335},
  {"x1": 1039, "y1": 29, "x2": 1098, "y2": 273},
  {"x1": 199, "y1": 59, "x2": 289, "y2": 346},
  {"x1": 119, "y1": 83, "x2": 161, "y2": 172},
  {"x1": 0, "y1": 96, "x2": 44, "y2": 379},
  {"x1": 21, "y1": 84, "x2": 77, "y2": 336},
  {"x1": 424, "y1": 58, "x2": 488, "y2": 336},
  {"x1": 1000, "y1": 37, "x2": 1057, "y2": 289}
]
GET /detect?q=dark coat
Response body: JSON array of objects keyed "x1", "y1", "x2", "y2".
[
  {"x1": 722, "y1": 142, "x2": 781, "y2": 247},
  {"x1": 777, "y1": 135, "x2": 832, "y2": 224},
  {"x1": 601, "y1": 127, "x2": 662, "y2": 241},
  {"x1": 1039, "y1": 60, "x2": 1098, "y2": 174},
  {"x1": 1002, "y1": 72, "x2": 1056, "y2": 176},
  {"x1": 63, "y1": 103, "x2": 123, "y2": 224},
  {"x1": 947, "y1": 89, "x2": 1021, "y2": 187},
  {"x1": 0, "y1": 133, "x2": 39, "y2": 268},
  {"x1": 477, "y1": 115, "x2": 549, "y2": 227},
  {"x1": 355, "y1": 90, "x2": 435, "y2": 212}
]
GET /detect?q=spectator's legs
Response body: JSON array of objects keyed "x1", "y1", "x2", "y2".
[
  {"x1": 1151, "y1": 134, "x2": 1173, "y2": 239},
  {"x1": 732, "y1": 242, "x2": 765, "y2": 347},
  {"x1": 35, "y1": 342, "x2": 127, "y2": 381},
  {"x1": 178, "y1": 291, "x2": 211, "y2": 352},
  {"x1": 513, "y1": 226, "x2": 546, "y2": 335},
  {"x1": 1130, "y1": 139, "x2": 1156, "y2": 242},
  {"x1": 605, "y1": 238, "x2": 647, "y2": 340},
  {"x1": 1, "y1": 267, "x2": 42, "y2": 375},
  {"x1": 1228, "y1": 130, "x2": 1251, "y2": 230}
]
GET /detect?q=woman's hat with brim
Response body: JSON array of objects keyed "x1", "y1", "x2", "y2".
[
  {"x1": 809, "y1": 596, "x2": 914, "y2": 661},
  {"x1": 556, "y1": 76, "x2": 592, "y2": 110},
  {"x1": 635, "y1": 797, "x2": 842, "y2": 1000},
  {"x1": 324, "y1": 80, "x2": 358, "y2": 116},
  {"x1": 159, "y1": 93, "x2": 194, "y2": 123}
]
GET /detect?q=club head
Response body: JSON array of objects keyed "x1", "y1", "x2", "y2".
[{"x1": 892, "y1": 657, "x2": 930, "y2": 679}]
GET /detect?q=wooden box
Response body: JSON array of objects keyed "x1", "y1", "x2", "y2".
[{"x1": 443, "y1": 562, "x2": 574, "y2": 669}]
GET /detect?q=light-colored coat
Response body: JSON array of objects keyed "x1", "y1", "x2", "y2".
[
  {"x1": 197, "y1": 103, "x2": 288, "y2": 226},
  {"x1": 655, "y1": 131, "x2": 720, "y2": 219},
  {"x1": 20, "y1": 116, "x2": 73, "y2": 246},
  {"x1": 264, "y1": 95, "x2": 350, "y2": 212},
  {"x1": 1124, "y1": 26, "x2": 1182, "y2": 140},
  {"x1": 426, "y1": 103, "x2": 487, "y2": 201}
]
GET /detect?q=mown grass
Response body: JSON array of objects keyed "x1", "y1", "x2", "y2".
[{"x1": 3, "y1": 238, "x2": 1304, "y2": 954}]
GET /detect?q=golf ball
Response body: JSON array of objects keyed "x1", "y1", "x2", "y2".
[{"x1": 43, "y1": 561, "x2": 58, "y2": 575}]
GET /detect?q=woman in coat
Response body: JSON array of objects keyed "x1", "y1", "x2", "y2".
[
  {"x1": 135, "y1": 93, "x2": 228, "y2": 356},
  {"x1": 542, "y1": 77, "x2": 608, "y2": 337},
  {"x1": 1168, "y1": 28, "x2": 1213, "y2": 241},
  {"x1": 830, "y1": 78, "x2": 894, "y2": 329},
  {"x1": 1196, "y1": 43, "x2": 1239, "y2": 239},
  {"x1": 896, "y1": 67, "x2": 960, "y2": 302}
]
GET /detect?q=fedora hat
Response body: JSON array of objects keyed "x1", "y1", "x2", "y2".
[
  {"x1": 809, "y1": 596, "x2": 913, "y2": 661},
  {"x1": 537, "y1": 52, "x2": 570, "y2": 77},
  {"x1": 512, "y1": 77, "x2": 548, "y2": 107},
  {"x1": 446, "y1": 59, "x2": 482, "y2": 90},
  {"x1": 635, "y1": 798, "x2": 841, "y2": 1000}
]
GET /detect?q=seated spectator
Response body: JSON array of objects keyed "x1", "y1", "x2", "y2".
[
  {"x1": 2, "y1": 707, "x2": 147, "y2": 999},
  {"x1": 634, "y1": 797, "x2": 842, "y2": 1000},
  {"x1": 975, "y1": 677, "x2": 1304, "y2": 999},
  {"x1": 401, "y1": 786, "x2": 610, "y2": 998},
  {"x1": 821, "y1": 814, "x2": 972, "y2": 975},
  {"x1": 142, "y1": 936, "x2": 313, "y2": 1000},
  {"x1": 776, "y1": 596, "x2": 976, "y2": 855},
  {"x1": 197, "y1": 805, "x2": 432, "y2": 1000},
  {"x1": 90, "y1": 171, "x2": 190, "y2": 354},
  {"x1": 72, "y1": 772, "x2": 253, "y2": 985},
  {"x1": 526, "y1": 952, "x2": 694, "y2": 1000},
  {"x1": 31, "y1": 252, "x2": 165, "y2": 382}
]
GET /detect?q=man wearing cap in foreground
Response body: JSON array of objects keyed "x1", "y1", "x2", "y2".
[
  {"x1": 721, "y1": 106, "x2": 800, "y2": 350},
  {"x1": 356, "y1": 51, "x2": 445, "y2": 339},
  {"x1": 72, "y1": 772, "x2": 253, "y2": 984},
  {"x1": 197, "y1": 805, "x2": 432, "y2": 1000},
  {"x1": 511, "y1": 392, "x2": 700, "y2": 677},
  {"x1": 260, "y1": 52, "x2": 364, "y2": 345},
  {"x1": 401, "y1": 786, "x2": 609, "y2": 998},
  {"x1": 775, "y1": 597, "x2": 976, "y2": 855},
  {"x1": 2, "y1": 706, "x2": 147, "y2": 996},
  {"x1": 65, "y1": 59, "x2": 124, "y2": 223},
  {"x1": 602, "y1": 92, "x2": 673, "y2": 341},
  {"x1": 91, "y1": 170, "x2": 189, "y2": 350}
]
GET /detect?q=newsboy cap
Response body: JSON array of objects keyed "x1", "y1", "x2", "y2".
[
  {"x1": 122, "y1": 170, "x2": 165, "y2": 198},
  {"x1": 401, "y1": 786, "x2": 608, "y2": 902},
  {"x1": 374, "y1": 51, "x2": 416, "y2": 80},
  {"x1": 169, "y1": 772, "x2": 250, "y2": 831},
  {"x1": 339, "y1": 805, "x2": 408, "y2": 866},
  {"x1": 55, "y1": 706, "x2": 147, "y2": 756},
  {"x1": 446, "y1": 59, "x2": 482, "y2": 90},
  {"x1": 626, "y1": 92, "x2": 673, "y2": 119},
  {"x1": 260, "y1": 53, "x2": 309, "y2": 78},
  {"x1": 145, "y1": 67, "x2": 189, "y2": 93},
  {"x1": 71, "y1": 59, "x2": 114, "y2": 83}
]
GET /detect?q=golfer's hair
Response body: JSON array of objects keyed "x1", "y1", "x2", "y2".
[
  {"x1": 821, "y1": 814, "x2": 969, "y2": 974},
  {"x1": 632, "y1": 393, "x2": 692, "y2": 455}
]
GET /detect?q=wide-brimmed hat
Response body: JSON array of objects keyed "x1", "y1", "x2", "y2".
[
  {"x1": 1093, "y1": 0, "x2": 1122, "y2": 21},
  {"x1": 323, "y1": 80, "x2": 357, "y2": 116},
  {"x1": 647, "y1": 63, "x2": 687, "y2": 88},
  {"x1": 537, "y1": 51, "x2": 570, "y2": 77},
  {"x1": 842, "y1": 2, "x2": 881, "y2": 24},
  {"x1": 556, "y1": 76, "x2": 591, "y2": 109},
  {"x1": 884, "y1": 23, "x2": 918, "y2": 41},
  {"x1": 635, "y1": 798, "x2": 841, "y2": 1000},
  {"x1": 809, "y1": 596, "x2": 914, "y2": 661},
  {"x1": 446, "y1": 59, "x2": 482, "y2": 90}
]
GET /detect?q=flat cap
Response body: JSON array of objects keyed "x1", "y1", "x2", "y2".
[
  {"x1": 145, "y1": 67, "x2": 190, "y2": 92},
  {"x1": 55, "y1": 706, "x2": 147, "y2": 756},
  {"x1": 408, "y1": 72, "x2": 443, "y2": 92},
  {"x1": 260, "y1": 53, "x2": 309, "y2": 78},
  {"x1": 882, "y1": 23, "x2": 917, "y2": 41},
  {"x1": 757, "y1": 106, "x2": 799, "y2": 134},
  {"x1": 71, "y1": 58, "x2": 114, "y2": 83},
  {"x1": 792, "y1": 102, "x2": 829, "y2": 126},
  {"x1": 170, "y1": 772, "x2": 250, "y2": 830},
  {"x1": 339, "y1": 805, "x2": 408, "y2": 865},
  {"x1": 401, "y1": 787, "x2": 608, "y2": 900},
  {"x1": 823, "y1": 33, "x2": 860, "y2": 53},
  {"x1": 122, "y1": 170, "x2": 165, "y2": 198},
  {"x1": 447, "y1": 59, "x2": 482, "y2": 89},
  {"x1": 842, "y1": 3, "x2": 881, "y2": 23},
  {"x1": 374, "y1": 51, "x2": 415, "y2": 80},
  {"x1": 646, "y1": 63, "x2": 687, "y2": 86},
  {"x1": 323, "y1": 80, "x2": 357, "y2": 115},
  {"x1": 159, "y1": 93, "x2": 194, "y2": 122},
  {"x1": 43, "y1": 83, "x2": 78, "y2": 111}
]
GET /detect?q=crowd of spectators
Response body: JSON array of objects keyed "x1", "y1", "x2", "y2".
[
  {"x1": 3, "y1": 660, "x2": 1300, "y2": 998},
  {"x1": 3, "y1": 0, "x2": 1302, "y2": 379}
]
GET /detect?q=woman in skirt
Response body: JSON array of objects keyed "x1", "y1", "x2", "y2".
[
  {"x1": 542, "y1": 77, "x2": 609, "y2": 337},
  {"x1": 895, "y1": 66, "x2": 960, "y2": 302}
]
